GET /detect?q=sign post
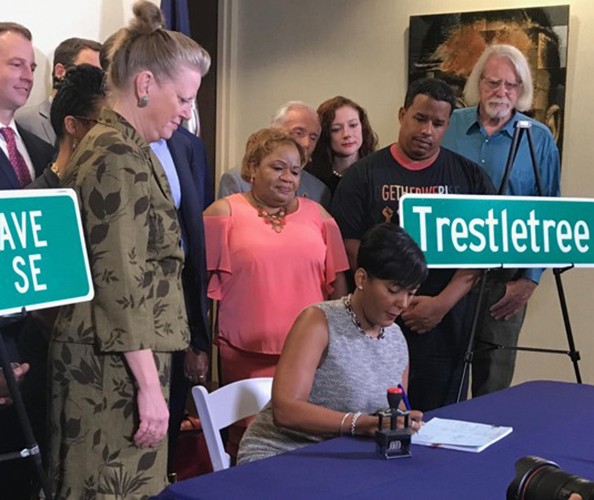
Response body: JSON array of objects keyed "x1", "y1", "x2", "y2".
[{"x1": 0, "y1": 189, "x2": 93, "y2": 499}]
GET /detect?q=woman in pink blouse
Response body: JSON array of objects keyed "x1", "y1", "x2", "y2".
[{"x1": 204, "y1": 128, "x2": 349, "y2": 455}]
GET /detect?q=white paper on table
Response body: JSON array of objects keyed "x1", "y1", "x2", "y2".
[{"x1": 411, "y1": 417, "x2": 513, "y2": 453}]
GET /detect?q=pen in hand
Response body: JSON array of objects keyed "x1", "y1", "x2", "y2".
[
  {"x1": 398, "y1": 384, "x2": 421, "y2": 433},
  {"x1": 397, "y1": 383, "x2": 412, "y2": 411}
]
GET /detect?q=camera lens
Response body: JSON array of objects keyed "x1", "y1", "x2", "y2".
[{"x1": 507, "y1": 456, "x2": 594, "y2": 500}]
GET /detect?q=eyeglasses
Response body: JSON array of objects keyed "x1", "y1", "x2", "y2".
[
  {"x1": 73, "y1": 116, "x2": 98, "y2": 126},
  {"x1": 480, "y1": 77, "x2": 522, "y2": 92}
]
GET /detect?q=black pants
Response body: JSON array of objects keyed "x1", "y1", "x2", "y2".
[
  {"x1": 401, "y1": 294, "x2": 476, "y2": 412},
  {"x1": 0, "y1": 316, "x2": 49, "y2": 499},
  {"x1": 167, "y1": 350, "x2": 191, "y2": 475}
]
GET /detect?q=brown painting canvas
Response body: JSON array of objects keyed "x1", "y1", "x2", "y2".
[{"x1": 409, "y1": 6, "x2": 569, "y2": 152}]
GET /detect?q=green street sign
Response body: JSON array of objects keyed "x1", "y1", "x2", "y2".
[
  {"x1": 0, "y1": 189, "x2": 94, "y2": 315},
  {"x1": 400, "y1": 194, "x2": 594, "y2": 268}
]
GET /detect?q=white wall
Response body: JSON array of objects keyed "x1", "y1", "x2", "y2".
[
  {"x1": 219, "y1": 0, "x2": 594, "y2": 386},
  {"x1": 2, "y1": 0, "x2": 159, "y2": 105}
]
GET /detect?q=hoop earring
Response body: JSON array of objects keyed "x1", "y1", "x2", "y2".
[{"x1": 138, "y1": 95, "x2": 149, "y2": 108}]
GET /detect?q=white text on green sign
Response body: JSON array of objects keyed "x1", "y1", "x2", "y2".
[
  {"x1": 399, "y1": 195, "x2": 594, "y2": 268},
  {"x1": 0, "y1": 189, "x2": 94, "y2": 315}
]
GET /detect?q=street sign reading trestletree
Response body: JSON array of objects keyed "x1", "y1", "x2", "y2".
[
  {"x1": 400, "y1": 194, "x2": 594, "y2": 268},
  {"x1": 0, "y1": 189, "x2": 94, "y2": 315}
]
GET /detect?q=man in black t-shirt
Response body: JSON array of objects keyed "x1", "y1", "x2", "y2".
[{"x1": 332, "y1": 78, "x2": 495, "y2": 411}]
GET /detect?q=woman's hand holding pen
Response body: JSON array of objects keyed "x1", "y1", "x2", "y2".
[
  {"x1": 394, "y1": 383, "x2": 423, "y2": 432},
  {"x1": 407, "y1": 410, "x2": 424, "y2": 433}
]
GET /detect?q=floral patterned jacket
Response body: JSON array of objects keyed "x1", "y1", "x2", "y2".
[{"x1": 54, "y1": 107, "x2": 189, "y2": 353}]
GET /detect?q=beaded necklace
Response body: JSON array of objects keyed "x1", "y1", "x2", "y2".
[
  {"x1": 256, "y1": 206, "x2": 287, "y2": 233},
  {"x1": 249, "y1": 192, "x2": 289, "y2": 233},
  {"x1": 343, "y1": 294, "x2": 385, "y2": 340}
]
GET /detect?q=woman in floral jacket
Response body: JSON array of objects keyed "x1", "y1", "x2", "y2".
[{"x1": 47, "y1": 2, "x2": 210, "y2": 498}]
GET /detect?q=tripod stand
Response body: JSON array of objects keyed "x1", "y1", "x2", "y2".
[
  {"x1": 0, "y1": 311, "x2": 52, "y2": 499},
  {"x1": 457, "y1": 120, "x2": 582, "y2": 402}
]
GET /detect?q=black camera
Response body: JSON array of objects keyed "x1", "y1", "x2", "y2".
[{"x1": 507, "y1": 456, "x2": 594, "y2": 499}]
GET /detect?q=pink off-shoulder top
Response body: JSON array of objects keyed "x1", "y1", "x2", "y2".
[{"x1": 205, "y1": 194, "x2": 348, "y2": 354}]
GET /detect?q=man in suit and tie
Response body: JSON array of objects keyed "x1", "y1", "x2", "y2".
[
  {"x1": 0, "y1": 23, "x2": 54, "y2": 187},
  {"x1": 16, "y1": 37, "x2": 102, "y2": 146},
  {"x1": 0, "y1": 22, "x2": 54, "y2": 498}
]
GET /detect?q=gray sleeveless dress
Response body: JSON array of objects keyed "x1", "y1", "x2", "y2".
[{"x1": 237, "y1": 298, "x2": 409, "y2": 464}]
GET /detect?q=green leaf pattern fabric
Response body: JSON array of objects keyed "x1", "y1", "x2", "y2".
[{"x1": 48, "y1": 108, "x2": 189, "y2": 499}]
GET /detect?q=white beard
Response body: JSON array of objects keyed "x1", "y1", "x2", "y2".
[{"x1": 484, "y1": 99, "x2": 513, "y2": 121}]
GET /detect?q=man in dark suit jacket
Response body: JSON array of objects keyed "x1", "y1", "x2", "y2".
[
  {"x1": 0, "y1": 124, "x2": 53, "y2": 187},
  {"x1": 151, "y1": 128, "x2": 212, "y2": 477},
  {"x1": 0, "y1": 22, "x2": 55, "y2": 499}
]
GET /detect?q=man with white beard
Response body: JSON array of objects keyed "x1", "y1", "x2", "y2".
[{"x1": 442, "y1": 44, "x2": 560, "y2": 397}]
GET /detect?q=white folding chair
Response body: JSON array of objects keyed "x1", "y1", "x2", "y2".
[{"x1": 192, "y1": 377, "x2": 273, "y2": 471}]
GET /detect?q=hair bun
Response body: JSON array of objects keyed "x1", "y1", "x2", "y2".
[
  {"x1": 130, "y1": 0, "x2": 164, "y2": 35},
  {"x1": 62, "y1": 64, "x2": 104, "y2": 88}
]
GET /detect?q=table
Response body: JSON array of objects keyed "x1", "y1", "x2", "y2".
[{"x1": 155, "y1": 381, "x2": 594, "y2": 499}]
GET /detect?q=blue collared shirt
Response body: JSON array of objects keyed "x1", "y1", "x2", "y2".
[
  {"x1": 442, "y1": 106, "x2": 561, "y2": 283},
  {"x1": 150, "y1": 139, "x2": 181, "y2": 209}
]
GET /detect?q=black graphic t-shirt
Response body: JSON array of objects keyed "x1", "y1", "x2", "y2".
[{"x1": 331, "y1": 144, "x2": 496, "y2": 241}]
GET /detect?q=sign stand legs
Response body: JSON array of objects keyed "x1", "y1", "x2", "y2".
[
  {"x1": 457, "y1": 268, "x2": 490, "y2": 403},
  {"x1": 457, "y1": 122, "x2": 582, "y2": 402},
  {"x1": 553, "y1": 265, "x2": 582, "y2": 383},
  {"x1": 0, "y1": 312, "x2": 52, "y2": 500}
]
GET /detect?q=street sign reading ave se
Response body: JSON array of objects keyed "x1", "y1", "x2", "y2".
[
  {"x1": 0, "y1": 189, "x2": 94, "y2": 315},
  {"x1": 399, "y1": 194, "x2": 594, "y2": 268}
]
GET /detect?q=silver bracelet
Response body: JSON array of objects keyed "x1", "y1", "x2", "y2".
[
  {"x1": 339, "y1": 412, "x2": 351, "y2": 435},
  {"x1": 350, "y1": 411, "x2": 362, "y2": 436}
]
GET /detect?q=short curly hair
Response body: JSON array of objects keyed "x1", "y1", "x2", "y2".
[
  {"x1": 240, "y1": 128, "x2": 306, "y2": 182},
  {"x1": 404, "y1": 78, "x2": 456, "y2": 115}
]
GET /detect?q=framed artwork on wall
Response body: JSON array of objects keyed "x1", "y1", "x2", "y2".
[{"x1": 409, "y1": 6, "x2": 569, "y2": 152}]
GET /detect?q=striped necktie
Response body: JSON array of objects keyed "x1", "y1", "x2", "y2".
[{"x1": 1, "y1": 127, "x2": 33, "y2": 187}]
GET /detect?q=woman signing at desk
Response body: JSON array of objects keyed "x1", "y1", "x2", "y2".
[{"x1": 238, "y1": 223, "x2": 427, "y2": 463}]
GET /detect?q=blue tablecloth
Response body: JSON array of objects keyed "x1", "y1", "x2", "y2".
[{"x1": 155, "y1": 381, "x2": 594, "y2": 499}]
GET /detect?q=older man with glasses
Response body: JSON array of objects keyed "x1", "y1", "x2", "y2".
[{"x1": 442, "y1": 44, "x2": 561, "y2": 397}]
